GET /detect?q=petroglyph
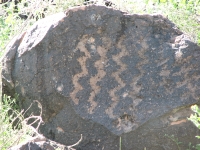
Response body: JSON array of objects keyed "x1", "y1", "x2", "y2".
[
  {"x1": 70, "y1": 35, "x2": 91, "y2": 105},
  {"x1": 113, "y1": 114, "x2": 138, "y2": 133},
  {"x1": 106, "y1": 36, "x2": 129, "y2": 119},
  {"x1": 88, "y1": 37, "x2": 112, "y2": 114},
  {"x1": 88, "y1": 45, "x2": 108, "y2": 114},
  {"x1": 137, "y1": 41, "x2": 149, "y2": 72},
  {"x1": 128, "y1": 40, "x2": 149, "y2": 113}
]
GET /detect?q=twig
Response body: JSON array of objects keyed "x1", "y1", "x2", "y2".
[{"x1": 67, "y1": 134, "x2": 83, "y2": 150}]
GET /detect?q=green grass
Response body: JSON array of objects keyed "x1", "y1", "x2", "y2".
[
  {"x1": 165, "y1": 134, "x2": 182, "y2": 150},
  {"x1": 188, "y1": 105, "x2": 200, "y2": 150},
  {"x1": 0, "y1": 95, "x2": 34, "y2": 149}
]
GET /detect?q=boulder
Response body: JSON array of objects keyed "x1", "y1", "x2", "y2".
[
  {"x1": 2, "y1": 5, "x2": 200, "y2": 150},
  {"x1": 8, "y1": 136, "x2": 69, "y2": 150}
]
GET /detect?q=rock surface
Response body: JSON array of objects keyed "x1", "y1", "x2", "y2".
[
  {"x1": 2, "y1": 5, "x2": 200, "y2": 150},
  {"x1": 9, "y1": 136, "x2": 69, "y2": 150}
]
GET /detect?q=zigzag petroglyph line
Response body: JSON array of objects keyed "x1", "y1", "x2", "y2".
[
  {"x1": 70, "y1": 35, "x2": 91, "y2": 105},
  {"x1": 106, "y1": 36, "x2": 129, "y2": 118},
  {"x1": 88, "y1": 45, "x2": 108, "y2": 114},
  {"x1": 129, "y1": 40, "x2": 149, "y2": 109}
]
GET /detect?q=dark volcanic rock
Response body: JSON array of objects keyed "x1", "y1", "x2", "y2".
[
  {"x1": 9, "y1": 136, "x2": 68, "y2": 150},
  {"x1": 2, "y1": 5, "x2": 200, "y2": 150}
]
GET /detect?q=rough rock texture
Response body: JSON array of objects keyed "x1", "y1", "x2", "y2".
[
  {"x1": 9, "y1": 141, "x2": 54, "y2": 150},
  {"x1": 2, "y1": 5, "x2": 200, "y2": 150},
  {"x1": 9, "y1": 136, "x2": 68, "y2": 150}
]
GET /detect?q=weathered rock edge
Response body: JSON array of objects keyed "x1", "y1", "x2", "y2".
[{"x1": 2, "y1": 4, "x2": 200, "y2": 148}]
